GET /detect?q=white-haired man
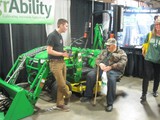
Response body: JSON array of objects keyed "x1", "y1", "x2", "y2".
[{"x1": 80, "y1": 38, "x2": 128, "y2": 112}]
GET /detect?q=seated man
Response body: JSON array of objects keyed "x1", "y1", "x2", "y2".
[{"x1": 80, "y1": 38, "x2": 128, "y2": 112}]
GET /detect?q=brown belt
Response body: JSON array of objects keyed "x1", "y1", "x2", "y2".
[{"x1": 50, "y1": 59, "x2": 64, "y2": 62}]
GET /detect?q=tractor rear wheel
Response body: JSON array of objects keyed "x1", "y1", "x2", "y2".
[{"x1": 50, "y1": 81, "x2": 72, "y2": 102}]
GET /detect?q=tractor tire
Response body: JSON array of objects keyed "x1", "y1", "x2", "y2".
[{"x1": 51, "y1": 81, "x2": 72, "y2": 102}]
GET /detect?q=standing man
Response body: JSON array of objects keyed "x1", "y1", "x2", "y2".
[
  {"x1": 47, "y1": 19, "x2": 72, "y2": 112},
  {"x1": 80, "y1": 38, "x2": 127, "y2": 112}
]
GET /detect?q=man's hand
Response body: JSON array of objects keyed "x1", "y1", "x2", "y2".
[
  {"x1": 99, "y1": 63, "x2": 106, "y2": 70},
  {"x1": 99, "y1": 63, "x2": 112, "y2": 72},
  {"x1": 62, "y1": 51, "x2": 69, "y2": 57},
  {"x1": 103, "y1": 66, "x2": 112, "y2": 72}
]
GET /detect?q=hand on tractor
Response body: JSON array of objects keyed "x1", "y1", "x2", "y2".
[{"x1": 62, "y1": 51, "x2": 69, "y2": 57}]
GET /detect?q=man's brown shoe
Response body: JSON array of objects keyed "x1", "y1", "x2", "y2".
[{"x1": 57, "y1": 105, "x2": 70, "y2": 112}]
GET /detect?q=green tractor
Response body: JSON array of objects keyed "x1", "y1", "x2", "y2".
[
  {"x1": 0, "y1": 45, "x2": 101, "y2": 120},
  {"x1": 35, "y1": 46, "x2": 101, "y2": 100}
]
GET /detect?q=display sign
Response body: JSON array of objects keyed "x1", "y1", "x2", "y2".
[
  {"x1": 0, "y1": 0, "x2": 55, "y2": 24},
  {"x1": 117, "y1": 7, "x2": 160, "y2": 47}
]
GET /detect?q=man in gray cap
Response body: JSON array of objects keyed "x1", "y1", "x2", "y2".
[{"x1": 80, "y1": 38, "x2": 127, "y2": 112}]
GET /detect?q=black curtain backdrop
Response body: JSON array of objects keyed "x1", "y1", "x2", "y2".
[
  {"x1": 71, "y1": 0, "x2": 92, "y2": 39},
  {"x1": 0, "y1": 25, "x2": 12, "y2": 79},
  {"x1": 0, "y1": 24, "x2": 47, "y2": 80},
  {"x1": 71, "y1": 0, "x2": 106, "y2": 48},
  {"x1": 12, "y1": 24, "x2": 47, "y2": 59}
]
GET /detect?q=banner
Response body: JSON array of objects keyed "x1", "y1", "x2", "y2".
[
  {"x1": 124, "y1": 7, "x2": 160, "y2": 14},
  {"x1": 0, "y1": 0, "x2": 55, "y2": 24}
]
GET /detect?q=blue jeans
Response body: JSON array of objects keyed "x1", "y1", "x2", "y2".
[{"x1": 84, "y1": 68, "x2": 122, "y2": 105}]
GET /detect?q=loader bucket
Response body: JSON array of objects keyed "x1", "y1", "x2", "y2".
[{"x1": 0, "y1": 78, "x2": 34, "y2": 120}]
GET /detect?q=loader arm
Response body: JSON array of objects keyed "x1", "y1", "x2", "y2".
[{"x1": 0, "y1": 46, "x2": 49, "y2": 120}]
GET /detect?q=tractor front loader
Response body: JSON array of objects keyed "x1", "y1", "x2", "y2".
[{"x1": 0, "y1": 46, "x2": 49, "y2": 120}]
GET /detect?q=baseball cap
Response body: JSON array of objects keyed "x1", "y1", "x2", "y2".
[{"x1": 105, "y1": 38, "x2": 117, "y2": 45}]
